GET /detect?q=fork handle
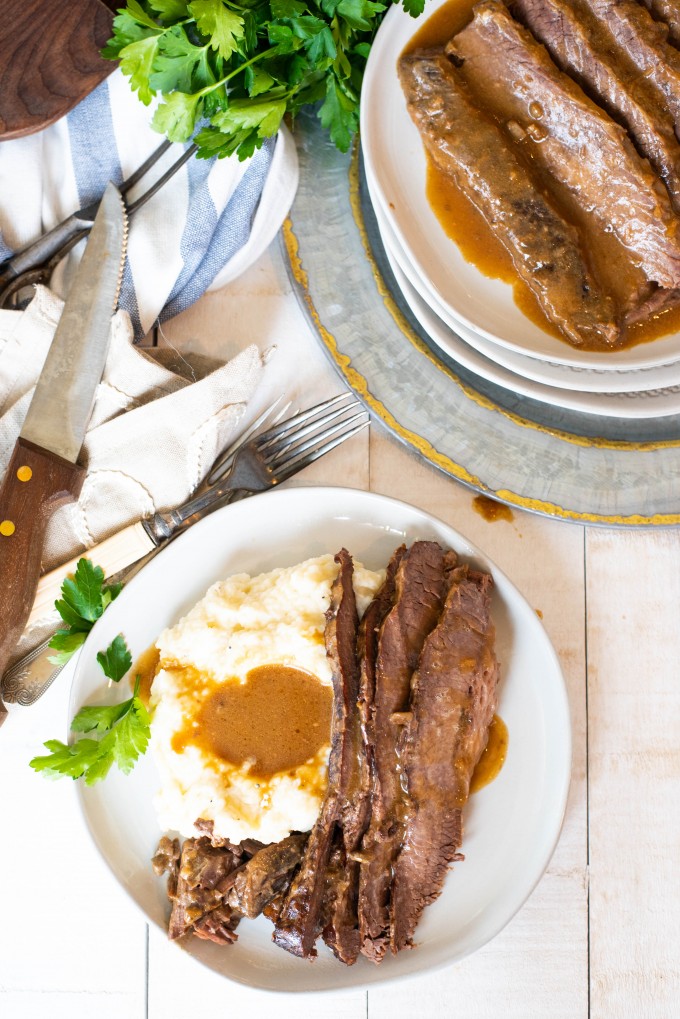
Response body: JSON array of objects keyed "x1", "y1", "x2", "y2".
[{"x1": 27, "y1": 521, "x2": 155, "y2": 630}]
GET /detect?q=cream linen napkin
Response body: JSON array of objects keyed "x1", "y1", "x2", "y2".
[{"x1": 0, "y1": 286, "x2": 266, "y2": 667}]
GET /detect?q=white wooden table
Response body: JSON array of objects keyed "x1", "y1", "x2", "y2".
[{"x1": 1, "y1": 238, "x2": 678, "y2": 1019}]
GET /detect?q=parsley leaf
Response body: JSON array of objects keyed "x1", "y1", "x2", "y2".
[
  {"x1": 47, "y1": 630, "x2": 88, "y2": 667},
  {"x1": 149, "y1": 0, "x2": 190, "y2": 19},
  {"x1": 189, "y1": 0, "x2": 245, "y2": 60},
  {"x1": 31, "y1": 648, "x2": 152, "y2": 786},
  {"x1": 319, "y1": 74, "x2": 358, "y2": 152},
  {"x1": 48, "y1": 558, "x2": 123, "y2": 667},
  {"x1": 96, "y1": 635, "x2": 133, "y2": 683},
  {"x1": 150, "y1": 27, "x2": 209, "y2": 93},
  {"x1": 60, "y1": 559, "x2": 106, "y2": 623},
  {"x1": 153, "y1": 90, "x2": 203, "y2": 140}
]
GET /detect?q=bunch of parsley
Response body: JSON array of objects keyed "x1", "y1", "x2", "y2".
[
  {"x1": 103, "y1": 0, "x2": 423, "y2": 160},
  {"x1": 30, "y1": 560, "x2": 151, "y2": 785}
]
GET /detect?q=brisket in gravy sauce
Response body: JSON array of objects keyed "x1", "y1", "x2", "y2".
[{"x1": 404, "y1": 0, "x2": 680, "y2": 350}]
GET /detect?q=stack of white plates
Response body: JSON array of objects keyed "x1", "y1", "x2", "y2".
[{"x1": 359, "y1": 0, "x2": 680, "y2": 419}]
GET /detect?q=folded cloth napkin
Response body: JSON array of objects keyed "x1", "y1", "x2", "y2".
[
  {"x1": 0, "y1": 69, "x2": 298, "y2": 339},
  {"x1": 0, "y1": 286, "x2": 267, "y2": 677}
]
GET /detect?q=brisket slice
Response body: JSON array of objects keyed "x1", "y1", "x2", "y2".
[
  {"x1": 322, "y1": 544, "x2": 407, "y2": 964},
  {"x1": 510, "y1": 0, "x2": 680, "y2": 213},
  {"x1": 390, "y1": 568, "x2": 500, "y2": 953},
  {"x1": 641, "y1": 0, "x2": 680, "y2": 47},
  {"x1": 447, "y1": 1, "x2": 680, "y2": 291},
  {"x1": 272, "y1": 548, "x2": 359, "y2": 959},
  {"x1": 164, "y1": 837, "x2": 245, "y2": 943},
  {"x1": 358, "y1": 541, "x2": 449, "y2": 963},
  {"x1": 398, "y1": 50, "x2": 621, "y2": 349},
  {"x1": 228, "y1": 833, "x2": 308, "y2": 918},
  {"x1": 585, "y1": 0, "x2": 680, "y2": 130}
]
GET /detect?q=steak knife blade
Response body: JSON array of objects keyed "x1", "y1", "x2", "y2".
[{"x1": 0, "y1": 184, "x2": 127, "y2": 724}]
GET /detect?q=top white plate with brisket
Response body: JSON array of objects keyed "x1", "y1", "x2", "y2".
[
  {"x1": 361, "y1": 0, "x2": 680, "y2": 371},
  {"x1": 70, "y1": 487, "x2": 570, "y2": 992}
]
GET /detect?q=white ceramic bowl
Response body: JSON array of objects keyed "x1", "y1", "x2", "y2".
[{"x1": 71, "y1": 487, "x2": 571, "y2": 992}]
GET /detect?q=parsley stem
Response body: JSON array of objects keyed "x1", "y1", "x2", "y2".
[{"x1": 194, "y1": 46, "x2": 280, "y2": 97}]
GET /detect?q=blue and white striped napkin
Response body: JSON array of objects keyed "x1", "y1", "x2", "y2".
[{"x1": 0, "y1": 69, "x2": 298, "y2": 339}]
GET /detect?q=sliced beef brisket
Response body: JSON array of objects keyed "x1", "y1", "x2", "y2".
[
  {"x1": 447, "y1": 0, "x2": 680, "y2": 291},
  {"x1": 358, "y1": 541, "x2": 449, "y2": 962},
  {"x1": 509, "y1": 0, "x2": 680, "y2": 213},
  {"x1": 585, "y1": 0, "x2": 680, "y2": 130},
  {"x1": 398, "y1": 49, "x2": 621, "y2": 349},
  {"x1": 272, "y1": 548, "x2": 360, "y2": 959},
  {"x1": 322, "y1": 545, "x2": 407, "y2": 965},
  {"x1": 390, "y1": 567, "x2": 500, "y2": 953},
  {"x1": 641, "y1": 0, "x2": 680, "y2": 47}
]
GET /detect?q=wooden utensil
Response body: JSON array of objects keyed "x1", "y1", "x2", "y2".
[
  {"x1": 0, "y1": 0, "x2": 116, "y2": 140},
  {"x1": 0, "y1": 183, "x2": 127, "y2": 724}
]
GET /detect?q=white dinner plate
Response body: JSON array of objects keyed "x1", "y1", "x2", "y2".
[
  {"x1": 71, "y1": 487, "x2": 571, "y2": 993},
  {"x1": 375, "y1": 202, "x2": 680, "y2": 418},
  {"x1": 361, "y1": 0, "x2": 680, "y2": 372},
  {"x1": 369, "y1": 178, "x2": 680, "y2": 397}
]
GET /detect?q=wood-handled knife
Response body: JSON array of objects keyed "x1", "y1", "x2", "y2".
[{"x1": 0, "y1": 184, "x2": 127, "y2": 724}]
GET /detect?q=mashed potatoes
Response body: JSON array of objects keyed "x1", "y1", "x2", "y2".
[{"x1": 151, "y1": 554, "x2": 383, "y2": 844}]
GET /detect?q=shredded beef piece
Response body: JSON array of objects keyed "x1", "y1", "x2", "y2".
[
  {"x1": 165, "y1": 837, "x2": 245, "y2": 941},
  {"x1": 152, "y1": 836, "x2": 181, "y2": 900},
  {"x1": 228, "y1": 833, "x2": 308, "y2": 919}
]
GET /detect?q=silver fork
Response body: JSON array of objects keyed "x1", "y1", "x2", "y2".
[
  {"x1": 145, "y1": 392, "x2": 368, "y2": 542},
  {"x1": 1, "y1": 392, "x2": 368, "y2": 706}
]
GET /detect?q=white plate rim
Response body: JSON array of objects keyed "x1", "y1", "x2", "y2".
[
  {"x1": 370, "y1": 180, "x2": 680, "y2": 396},
  {"x1": 376, "y1": 201, "x2": 680, "y2": 418},
  {"x1": 69, "y1": 485, "x2": 572, "y2": 993}
]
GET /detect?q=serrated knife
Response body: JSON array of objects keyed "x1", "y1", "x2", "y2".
[{"x1": 0, "y1": 183, "x2": 127, "y2": 724}]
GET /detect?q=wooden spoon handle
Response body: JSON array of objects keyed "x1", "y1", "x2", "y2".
[{"x1": 0, "y1": 438, "x2": 85, "y2": 723}]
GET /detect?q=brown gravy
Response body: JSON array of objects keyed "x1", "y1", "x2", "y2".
[
  {"x1": 404, "y1": 0, "x2": 680, "y2": 350},
  {"x1": 172, "y1": 664, "x2": 333, "y2": 779},
  {"x1": 470, "y1": 714, "x2": 508, "y2": 793},
  {"x1": 132, "y1": 645, "x2": 160, "y2": 706},
  {"x1": 473, "y1": 494, "x2": 514, "y2": 523}
]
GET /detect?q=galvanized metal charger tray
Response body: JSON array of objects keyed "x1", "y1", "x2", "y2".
[{"x1": 282, "y1": 111, "x2": 680, "y2": 526}]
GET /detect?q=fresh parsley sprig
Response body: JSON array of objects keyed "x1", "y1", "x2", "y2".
[
  {"x1": 103, "y1": 0, "x2": 424, "y2": 161},
  {"x1": 30, "y1": 635, "x2": 151, "y2": 786},
  {"x1": 32, "y1": 557, "x2": 151, "y2": 785},
  {"x1": 48, "y1": 559, "x2": 122, "y2": 666}
]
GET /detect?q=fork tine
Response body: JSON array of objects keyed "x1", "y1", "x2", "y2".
[
  {"x1": 270, "y1": 410, "x2": 368, "y2": 472},
  {"x1": 276, "y1": 418, "x2": 369, "y2": 482},
  {"x1": 205, "y1": 396, "x2": 290, "y2": 485},
  {"x1": 119, "y1": 140, "x2": 173, "y2": 197},
  {"x1": 125, "y1": 143, "x2": 198, "y2": 216},
  {"x1": 261, "y1": 399, "x2": 362, "y2": 462},
  {"x1": 256, "y1": 393, "x2": 356, "y2": 450}
]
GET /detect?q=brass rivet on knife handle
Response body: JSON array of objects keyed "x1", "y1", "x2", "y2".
[{"x1": 0, "y1": 438, "x2": 85, "y2": 724}]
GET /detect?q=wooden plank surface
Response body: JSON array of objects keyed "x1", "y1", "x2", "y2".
[
  {"x1": 586, "y1": 529, "x2": 680, "y2": 1018},
  {"x1": 0, "y1": 240, "x2": 677, "y2": 1018}
]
